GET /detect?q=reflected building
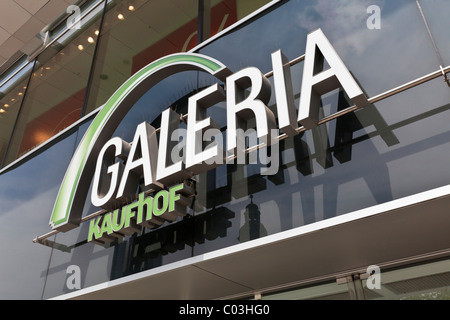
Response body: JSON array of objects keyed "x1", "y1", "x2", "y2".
[{"x1": 239, "y1": 195, "x2": 267, "y2": 243}]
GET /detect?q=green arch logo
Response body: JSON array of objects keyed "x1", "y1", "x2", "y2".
[{"x1": 50, "y1": 53, "x2": 230, "y2": 231}]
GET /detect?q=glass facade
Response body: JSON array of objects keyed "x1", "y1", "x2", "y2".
[
  {"x1": 0, "y1": 121, "x2": 87, "y2": 299},
  {"x1": 3, "y1": 16, "x2": 102, "y2": 166},
  {"x1": 0, "y1": 58, "x2": 31, "y2": 165},
  {"x1": 0, "y1": 0, "x2": 449, "y2": 299},
  {"x1": 84, "y1": 0, "x2": 272, "y2": 114},
  {"x1": 261, "y1": 258, "x2": 450, "y2": 300},
  {"x1": 84, "y1": 0, "x2": 201, "y2": 114}
]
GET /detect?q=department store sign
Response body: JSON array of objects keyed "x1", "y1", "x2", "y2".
[{"x1": 49, "y1": 29, "x2": 370, "y2": 243}]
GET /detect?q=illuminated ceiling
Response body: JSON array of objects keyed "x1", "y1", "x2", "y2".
[{"x1": 0, "y1": 0, "x2": 75, "y2": 71}]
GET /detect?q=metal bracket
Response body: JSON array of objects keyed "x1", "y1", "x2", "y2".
[
  {"x1": 33, "y1": 237, "x2": 72, "y2": 253},
  {"x1": 336, "y1": 274, "x2": 366, "y2": 300},
  {"x1": 253, "y1": 292, "x2": 262, "y2": 300},
  {"x1": 416, "y1": 1, "x2": 450, "y2": 88},
  {"x1": 440, "y1": 66, "x2": 450, "y2": 87}
]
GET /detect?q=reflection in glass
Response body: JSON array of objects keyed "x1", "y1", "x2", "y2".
[
  {"x1": 363, "y1": 259, "x2": 450, "y2": 300},
  {"x1": 199, "y1": 0, "x2": 441, "y2": 96},
  {"x1": 84, "y1": 0, "x2": 201, "y2": 114},
  {"x1": 84, "y1": 0, "x2": 274, "y2": 114},
  {"x1": 417, "y1": 0, "x2": 450, "y2": 67},
  {"x1": 0, "y1": 59, "x2": 32, "y2": 166},
  {"x1": 202, "y1": 0, "x2": 272, "y2": 41},
  {"x1": 0, "y1": 125, "x2": 81, "y2": 299},
  {"x1": 239, "y1": 195, "x2": 267, "y2": 242},
  {"x1": 3, "y1": 14, "x2": 103, "y2": 166}
]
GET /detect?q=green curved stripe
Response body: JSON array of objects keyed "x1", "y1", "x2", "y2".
[{"x1": 50, "y1": 53, "x2": 226, "y2": 230}]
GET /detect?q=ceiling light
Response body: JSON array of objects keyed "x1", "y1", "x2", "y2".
[
  {"x1": 18, "y1": 92, "x2": 23, "y2": 96},
  {"x1": 4, "y1": 104, "x2": 9, "y2": 108},
  {"x1": 0, "y1": 109, "x2": 5, "y2": 113},
  {"x1": 117, "y1": 13, "x2": 124, "y2": 20},
  {"x1": 78, "y1": 44, "x2": 84, "y2": 51},
  {"x1": 128, "y1": 5, "x2": 135, "y2": 11},
  {"x1": 95, "y1": 30, "x2": 100, "y2": 36},
  {"x1": 88, "y1": 36, "x2": 95, "y2": 44}
]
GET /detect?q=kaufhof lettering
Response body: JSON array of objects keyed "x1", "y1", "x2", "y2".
[{"x1": 88, "y1": 183, "x2": 191, "y2": 244}]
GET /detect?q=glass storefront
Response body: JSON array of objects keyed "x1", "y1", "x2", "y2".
[
  {"x1": 260, "y1": 258, "x2": 450, "y2": 300},
  {"x1": 0, "y1": 0, "x2": 448, "y2": 299},
  {"x1": 364, "y1": 259, "x2": 450, "y2": 300}
]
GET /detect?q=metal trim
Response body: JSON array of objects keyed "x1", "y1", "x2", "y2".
[
  {"x1": 31, "y1": 0, "x2": 105, "y2": 61},
  {"x1": 79, "y1": 0, "x2": 109, "y2": 118},
  {"x1": 0, "y1": 57, "x2": 31, "y2": 89},
  {"x1": 0, "y1": 0, "x2": 104, "y2": 88},
  {"x1": 416, "y1": 0, "x2": 449, "y2": 86}
]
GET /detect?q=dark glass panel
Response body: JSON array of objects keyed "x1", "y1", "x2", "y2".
[
  {"x1": 199, "y1": 0, "x2": 440, "y2": 97},
  {"x1": 192, "y1": 73, "x2": 450, "y2": 254},
  {"x1": 0, "y1": 124, "x2": 83, "y2": 299},
  {"x1": 418, "y1": 0, "x2": 450, "y2": 67}
]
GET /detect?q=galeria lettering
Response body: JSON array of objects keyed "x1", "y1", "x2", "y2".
[{"x1": 91, "y1": 28, "x2": 369, "y2": 212}]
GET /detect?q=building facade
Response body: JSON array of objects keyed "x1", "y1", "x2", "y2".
[{"x1": 0, "y1": 0, "x2": 449, "y2": 300}]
